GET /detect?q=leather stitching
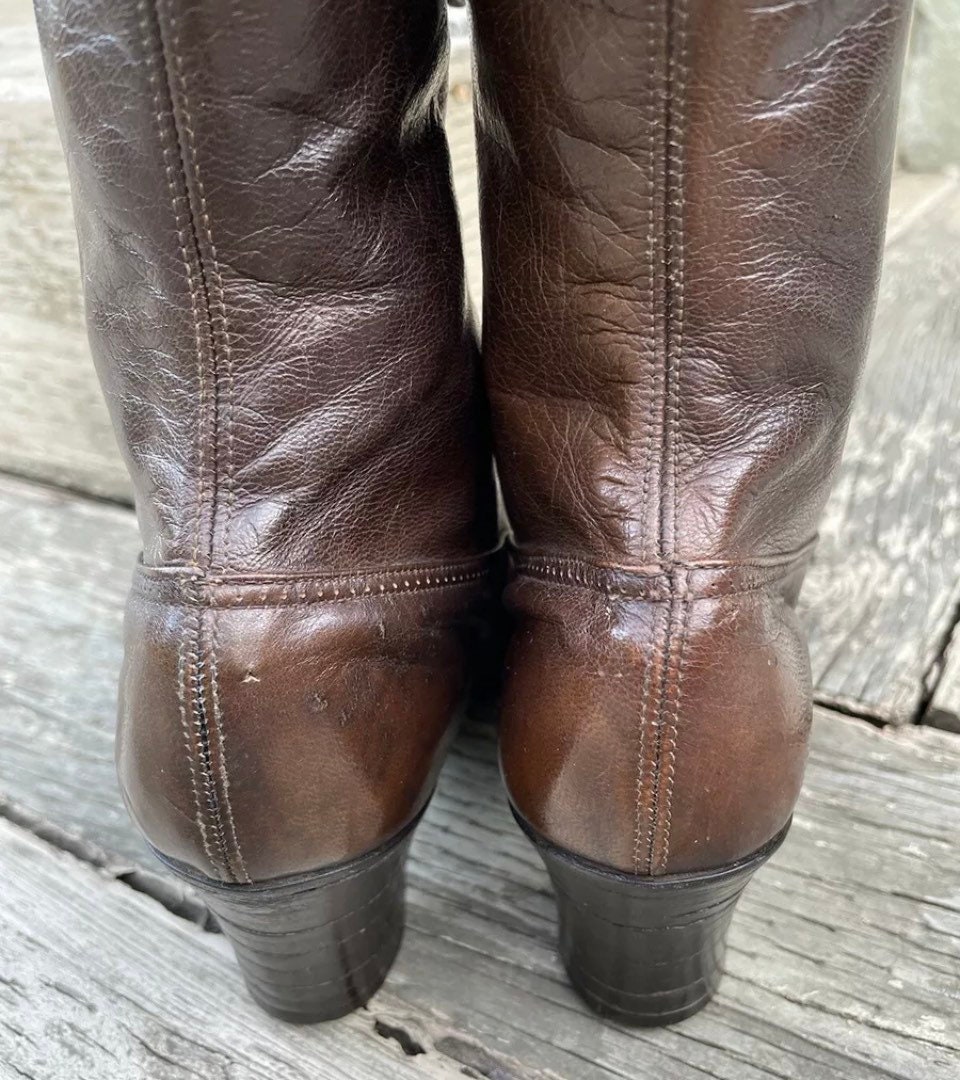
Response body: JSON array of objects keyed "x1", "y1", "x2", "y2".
[
  {"x1": 138, "y1": 0, "x2": 207, "y2": 570},
  {"x1": 133, "y1": 551, "x2": 501, "y2": 609},
  {"x1": 655, "y1": 586, "x2": 689, "y2": 874},
  {"x1": 209, "y1": 616, "x2": 251, "y2": 884},
  {"x1": 640, "y1": 0, "x2": 688, "y2": 876},
  {"x1": 161, "y1": 0, "x2": 245, "y2": 882},
  {"x1": 175, "y1": 624, "x2": 214, "y2": 869},
  {"x1": 168, "y1": 11, "x2": 239, "y2": 880},
  {"x1": 186, "y1": 609, "x2": 232, "y2": 876},
  {"x1": 637, "y1": 0, "x2": 660, "y2": 561},
  {"x1": 632, "y1": 599, "x2": 662, "y2": 874},
  {"x1": 514, "y1": 539, "x2": 815, "y2": 576},
  {"x1": 139, "y1": 0, "x2": 221, "y2": 878},
  {"x1": 189, "y1": 607, "x2": 233, "y2": 879},
  {"x1": 654, "y1": 0, "x2": 690, "y2": 877},
  {"x1": 148, "y1": 0, "x2": 238, "y2": 881},
  {"x1": 136, "y1": 566, "x2": 492, "y2": 609},
  {"x1": 165, "y1": 8, "x2": 237, "y2": 571},
  {"x1": 632, "y1": 0, "x2": 666, "y2": 879}
]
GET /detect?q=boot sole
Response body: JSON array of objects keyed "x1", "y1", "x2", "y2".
[
  {"x1": 514, "y1": 808, "x2": 789, "y2": 1026},
  {"x1": 156, "y1": 817, "x2": 418, "y2": 1023}
]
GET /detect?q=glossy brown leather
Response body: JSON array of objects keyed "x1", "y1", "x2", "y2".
[
  {"x1": 473, "y1": 0, "x2": 912, "y2": 874},
  {"x1": 36, "y1": 0, "x2": 498, "y2": 883}
]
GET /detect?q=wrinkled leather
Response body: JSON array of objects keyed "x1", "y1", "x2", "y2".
[
  {"x1": 36, "y1": 0, "x2": 498, "y2": 882},
  {"x1": 473, "y1": 0, "x2": 912, "y2": 874}
]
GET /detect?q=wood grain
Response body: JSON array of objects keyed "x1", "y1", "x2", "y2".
[
  {"x1": 0, "y1": 0, "x2": 132, "y2": 501},
  {"x1": 799, "y1": 175, "x2": 960, "y2": 724},
  {"x1": 927, "y1": 636, "x2": 960, "y2": 733}
]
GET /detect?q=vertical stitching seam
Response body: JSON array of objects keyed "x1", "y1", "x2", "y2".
[
  {"x1": 632, "y1": 601, "x2": 660, "y2": 873},
  {"x1": 138, "y1": 0, "x2": 206, "y2": 570},
  {"x1": 643, "y1": 594, "x2": 676, "y2": 874},
  {"x1": 176, "y1": 630, "x2": 215, "y2": 866},
  {"x1": 138, "y1": 0, "x2": 212, "y2": 870},
  {"x1": 163, "y1": 5, "x2": 242, "y2": 883},
  {"x1": 633, "y1": 0, "x2": 669, "y2": 876},
  {"x1": 164, "y1": 9, "x2": 237, "y2": 569},
  {"x1": 149, "y1": 0, "x2": 237, "y2": 881},
  {"x1": 636, "y1": 1, "x2": 660, "y2": 561},
  {"x1": 190, "y1": 608, "x2": 233, "y2": 879},
  {"x1": 655, "y1": 0, "x2": 689, "y2": 876},
  {"x1": 644, "y1": 0, "x2": 688, "y2": 875},
  {"x1": 656, "y1": 593, "x2": 688, "y2": 872},
  {"x1": 209, "y1": 618, "x2": 250, "y2": 883}
]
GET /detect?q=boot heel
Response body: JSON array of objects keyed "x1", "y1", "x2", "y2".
[
  {"x1": 518, "y1": 812, "x2": 788, "y2": 1026},
  {"x1": 160, "y1": 831, "x2": 412, "y2": 1023}
]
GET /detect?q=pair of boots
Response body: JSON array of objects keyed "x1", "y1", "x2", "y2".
[{"x1": 37, "y1": 0, "x2": 911, "y2": 1026}]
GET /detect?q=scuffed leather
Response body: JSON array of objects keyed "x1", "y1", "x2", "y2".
[
  {"x1": 36, "y1": 0, "x2": 498, "y2": 882},
  {"x1": 473, "y1": 0, "x2": 912, "y2": 873}
]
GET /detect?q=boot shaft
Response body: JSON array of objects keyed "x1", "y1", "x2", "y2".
[
  {"x1": 475, "y1": 0, "x2": 910, "y2": 567},
  {"x1": 37, "y1": 0, "x2": 496, "y2": 573}
]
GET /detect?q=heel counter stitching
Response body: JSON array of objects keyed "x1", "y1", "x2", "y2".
[
  {"x1": 187, "y1": 608, "x2": 235, "y2": 881},
  {"x1": 208, "y1": 615, "x2": 251, "y2": 884},
  {"x1": 133, "y1": 551, "x2": 502, "y2": 608},
  {"x1": 652, "y1": 591, "x2": 690, "y2": 875},
  {"x1": 176, "y1": 626, "x2": 215, "y2": 870}
]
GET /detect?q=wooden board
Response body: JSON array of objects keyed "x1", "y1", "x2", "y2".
[
  {"x1": 927, "y1": 638, "x2": 960, "y2": 733},
  {"x1": 0, "y1": 817, "x2": 483, "y2": 1080},
  {"x1": 0, "y1": 0, "x2": 132, "y2": 502},
  {"x1": 798, "y1": 174, "x2": 960, "y2": 724},
  {"x1": 1, "y1": 473, "x2": 959, "y2": 1078}
]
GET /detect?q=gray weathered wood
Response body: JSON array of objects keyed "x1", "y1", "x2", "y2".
[
  {"x1": 0, "y1": 0, "x2": 132, "y2": 501},
  {"x1": 1, "y1": 473, "x2": 959, "y2": 1078},
  {"x1": 898, "y1": 0, "x2": 960, "y2": 172},
  {"x1": 799, "y1": 174, "x2": 960, "y2": 724},
  {"x1": 927, "y1": 633, "x2": 960, "y2": 732},
  {"x1": 0, "y1": 815, "x2": 512, "y2": 1080}
]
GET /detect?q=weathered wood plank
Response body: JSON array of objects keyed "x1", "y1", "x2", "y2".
[
  {"x1": 0, "y1": 0, "x2": 131, "y2": 501},
  {"x1": 899, "y1": 0, "x2": 960, "y2": 172},
  {"x1": 0, "y1": 814, "x2": 509, "y2": 1080},
  {"x1": 799, "y1": 175, "x2": 960, "y2": 724},
  {"x1": 927, "y1": 632, "x2": 960, "y2": 733},
  {"x1": 1, "y1": 474, "x2": 959, "y2": 1078}
]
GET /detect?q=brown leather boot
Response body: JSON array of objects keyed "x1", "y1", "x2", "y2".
[
  {"x1": 36, "y1": 0, "x2": 498, "y2": 1021},
  {"x1": 472, "y1": 0, "x2": 912, "y2": 1024}
]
